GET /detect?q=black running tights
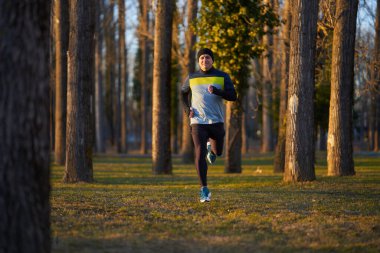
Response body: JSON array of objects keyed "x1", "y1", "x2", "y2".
[{"x1": 191, "y1": 123, "x2": 225, "y2": 187}]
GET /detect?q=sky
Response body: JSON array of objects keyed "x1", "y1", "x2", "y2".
[{"x1": 358, "y1": 0, "x2": 377, "y2": 33}]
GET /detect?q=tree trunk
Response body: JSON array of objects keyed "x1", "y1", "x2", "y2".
[
  {"x1": 225, "y1": 100, "x2": 243, "y2": 173},
  {"x1": 181, "y1": 113, "x2": 194, "y2": 163},
  {"x1": 247, "y1": 75, "x2": 259, "y2": 151},
  {"x1": 114, "y1": 57, "x2": 121, "y2": 153},
  {"x1": 114, "y1": 0, "x2": 121, "y2": 153},
  {"x1": 261, "y1": 0, "x2": 274, "y2": 153},
  {"x1": 0, "y1": 1, "x2": 51, "y2": 251},
  {"x1": 181, "y1": 0, "x2": 198, "y2": 163},
  {"x1": 225, "y1": 73, "x2": 246, "y2": 173},
  {"x1": 274, "y1": 0, "x2": 290, "y2": 173},
  {"x1": 118, "y1": 0, "x2": 128, "y2": 153},
  {"x1": 369, "y1": 93, "x2": 376, "y2": 150},
  {"x1": 374, "y1": 0, "x2": 380, "y2": 151},
  {"x1": 50, "y1": 3, "x2": 56, "y2": 154},
  {"x1": 64, "y1": 0, "x2": 95, "y2": 182},
  {"x1": 171, "y1": 10, "x2": 180, "y2": 154},
  {"x1": 327, "y1": 0, "x2": 358, "y2": 176},
  {"x1": 54, "y1": 0, "x2": 69, "y2": 165},
  {"x1": 152, "y1": 0, "x2": 174, "y2": 174},
  {"x1": 241, "y1": 98, "x2": 248, "y2": 155},
  {"x1": 104, "y1": 0, "x2": 115, "y2": 147},
  {"x1": 284, "y1": 0, "x2": 318, "y2": 182},
  {"x1": 95, "y1": 0, "x2": 106, "y2": 153},
  {"x1": 140, "y1": 0, "x2": 150, "y2": 154}
]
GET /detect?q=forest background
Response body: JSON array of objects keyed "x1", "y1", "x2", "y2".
[{"x1": 46, "y1": 0, "x2": 380, "y2": 179}]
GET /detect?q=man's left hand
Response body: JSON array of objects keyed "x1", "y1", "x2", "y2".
[{"x1": 208, "y1": 85, "x2": 215, "y2": 94}]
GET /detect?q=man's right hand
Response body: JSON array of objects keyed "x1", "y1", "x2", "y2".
[{"x1": 189, "y1": 107, "x2": 194, "y2": 118}]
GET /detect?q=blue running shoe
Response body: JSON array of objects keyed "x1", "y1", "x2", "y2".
[
  {"x1": 200, "y1": 186, "x2": 211, "y2": 202},
  {"x1": 206, "y1": 141, "x2": 216, "y2": 164}
]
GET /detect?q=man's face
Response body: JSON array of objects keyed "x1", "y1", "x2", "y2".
[{"x1": 198, "y1": 54, "x2": 213, "y2": 71}]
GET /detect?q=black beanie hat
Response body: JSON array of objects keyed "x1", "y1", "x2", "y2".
[{"x1": 197, "y1": 48, "x2": 214, "y2": 61}]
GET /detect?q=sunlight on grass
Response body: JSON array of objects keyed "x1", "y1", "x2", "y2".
[{"x1": 51, "y1": 153, "x2": 380, "y2": 253}]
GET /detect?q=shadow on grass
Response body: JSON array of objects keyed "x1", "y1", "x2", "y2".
[
  {"x1": 52, "y1": 234, "x2": 379, "y2": 253},
  {"x1": 92, "y1": 174, "x2": 283, "y2": 186}
]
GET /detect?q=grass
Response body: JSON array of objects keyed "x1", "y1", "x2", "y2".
[{"x1": 51, "y1": 153, "x2": 380, "y2": 253}]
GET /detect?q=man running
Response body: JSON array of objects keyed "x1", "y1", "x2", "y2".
[{"x1": 181, "y1": 48, "x2": 237, "y2": 202}]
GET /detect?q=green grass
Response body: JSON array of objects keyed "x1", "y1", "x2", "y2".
[{"x1": 51, "y1": 153, "x2": 380, "y2": 253}]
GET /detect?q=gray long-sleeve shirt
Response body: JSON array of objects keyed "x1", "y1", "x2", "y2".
[{"x1": 181, "y1": 67, "x2": 237, "y2": 125}]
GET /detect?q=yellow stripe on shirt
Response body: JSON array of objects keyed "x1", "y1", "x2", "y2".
[{"x1": 189, "y1": 77, "x2": 224, "y2": 89}]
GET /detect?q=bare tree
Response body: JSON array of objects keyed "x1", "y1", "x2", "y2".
[
  {"x1": 225, "y1": 87, "x2": 244, "y2": 173},
  {"x1": 95, "y1": 0, "x2": 106, "y2": 153},
  {"x1": 139, "y1": 0, "x2": 150, "y2": 154},
  {"x1": 54, "y1": 0, "x2": 69, "y2": 165},
  {"x1": 50, "y1": 3, "x2": 56, "y2": 154},
  {"x1": 274, "y1": 0, "x2": 291, "y2": 173},
  {"x1": 241, "y1": 97, "x2": 248, "y2": 154},
  {"x1": 261, "y1": 0, "x2": 275, "y2": 153},
  {"x1": 152, "y1": 0, "x2": 175, "y2": 174},
  {"x1": 374, "y1": 0, "x2": 380, "y2": 151},
  {"x1": 104, "y1": 0, "x2": 116, "y2": 147},
  {"x1": 112, "y1": 0, "x2": 122, "y2": 153},
  {"x1": 119, "y1": 0, "x2": 128, "y2": 153},
  {"x1": 181, "y1": 0, "x2": 198, "y2": 163},
  {"x1": 171, "y1": 9, "x2": 180, "y2": 154},
  {"x1": 0, "y1": 0, "x2": 51, "y2": 251},
  {"x1": 284, "y1": 0, "x2": 319, "y2": 182},
  {"x1": 64, "y1": 0, "x2": 95, "y2": 182},
  {"x1": 327, "y1": 0, "x2": 358, "y2": 176}
]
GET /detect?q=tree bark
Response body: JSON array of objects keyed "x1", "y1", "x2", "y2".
[
  {"x1": 181, "y1": 113, "x2": 194, "y2": 163},
  {"x1": 241, "y1": 98, "x2": 248, "y2": 155},
  {"x1": 64, "y1": 0, "x2": 95, "y2": 182},
  {"x1": 95, "y1": 0, "x2": 106, "y2": 153},
  {"x1": 181, "y1": 0, "x2": 198, "y2": 163},
  {"x1": 140, "y1": 0, "x2": 150, "y2": 154},
  {"x1": 284, "y1": 0, "x2": 318, "y2": 182},
  {"x1": 114, "y1": 0, "x2": 121, "y2": 153},
  {"x1": 119, "y1": 0, "x2": 128, "y2": 153},
  {"x1": 274, "y1": 0, "x2": 291, "y2": 173},
  {"x1": 225, "y1": 101, "x2": 243, "y2": 173},
  {"x1": 54, "y1": 0, "x2": 69, "y2": 165},
  {"x1": 171, "y1": 10, "x2": 180, "y2": 154},
  {"x1": 374, "y1": 0, "x2": 380, "y2": 151},
  {"x1": 0, "y1": 1, "x2": 51, "y2": 251},
  {"x1": 261, "y1": 0, "x2": 274, "y2": 153},
  {"x1": 114, "y1": 55, "x2": 122, "y2": 153},
  {"x1": 152, "y1": 0, "x2": 174, "y2": 174},
  {"x1": 104, "y1": 0, "x2": 115, "y2": 147},
  {"x1": 327, "y1": 0, "x2": 358, "y2": 176},
  {"x1": 50, "y1": 3, "x2": 56, "y2": 153},
  {"x1": 225, "y1": 73, "x2": 245, "y2": 173}
]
